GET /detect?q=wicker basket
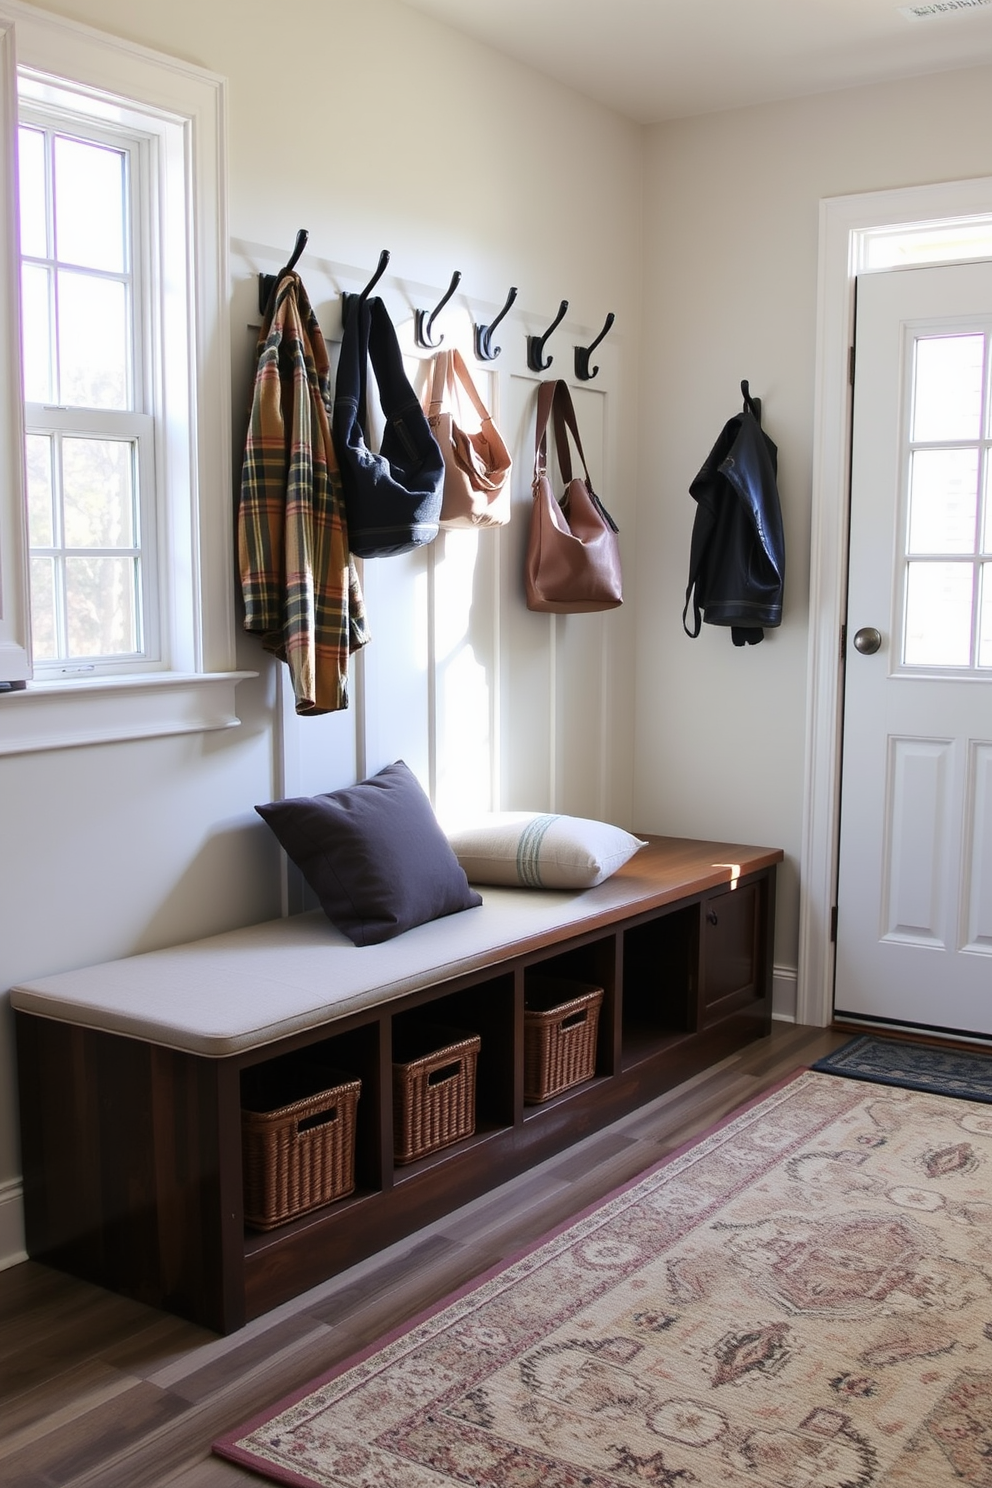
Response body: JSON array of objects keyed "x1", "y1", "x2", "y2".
[
  {"x1": 392, "y1": 1026, "x2": 481, "y2": 1164},
  {"x1": 242, "y1": 1068, "x2": 361, "y2": 1231},
  {"x1": 524, "y1": 977, "x2": 604, "y2": 1104}
]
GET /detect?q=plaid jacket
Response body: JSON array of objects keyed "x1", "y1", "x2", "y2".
[{"x1": 238, "y1": 272, "x2": 369, "y2": 713}]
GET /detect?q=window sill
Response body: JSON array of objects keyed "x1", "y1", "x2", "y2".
[{"x1": 0, "y1": 670, "x2": 257, "y2": 756}]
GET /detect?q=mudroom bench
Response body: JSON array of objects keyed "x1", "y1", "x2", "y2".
[{"x1": 12, "y1": 835, "x2": 780, "y2": 1334}]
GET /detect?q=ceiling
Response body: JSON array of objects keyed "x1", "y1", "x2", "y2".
[{"x1": 395, "y1": 0, "x2": 992, "y2": 123}]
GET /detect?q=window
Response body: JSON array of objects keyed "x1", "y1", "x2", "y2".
[
  {"x1": 0, "y1": 2, "x2": 245, "y2": 753},
  {"x1": 900, "y1": 328, "x2": 992, "y2": 669},
  {"x1": 19, "y1": 109, "x2": 157, "y2": 675}
]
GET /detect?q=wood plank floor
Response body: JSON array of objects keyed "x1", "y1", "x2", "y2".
[{"x1": 0, "y1": 1022, "x2": 850, "y2": 1487}]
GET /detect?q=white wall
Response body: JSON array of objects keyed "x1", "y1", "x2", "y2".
[
  {"x1": 0, "y1": 0, "x2": 643, "y2": 1263},
  {"x1": 634, "y1": 63, "x2": 992, "y2": 975},
  {"x1": 5, "y1": 0, "x2": 992, "y2": 1271}
]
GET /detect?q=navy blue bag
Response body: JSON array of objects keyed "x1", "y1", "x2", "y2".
[{"x1": 333, "y1": 295, "x2": 443, "y2": 558}]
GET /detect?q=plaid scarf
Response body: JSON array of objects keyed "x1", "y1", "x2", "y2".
[{"x1": 238, "y1": 272, "x2": 369, "y2": 713}]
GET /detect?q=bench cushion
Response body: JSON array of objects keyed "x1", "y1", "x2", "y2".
[{"x1": 9, "y1": 878, "x2": 638, "y2": 1057}]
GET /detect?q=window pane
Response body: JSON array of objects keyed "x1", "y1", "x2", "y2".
[
  {"x1": 64, "y1": 555, "x2": 137, "y2": 656},
  {"x1": 62, "y1": 438, "x2": 135, "y2": 548},
  {"x1": 985, "y1": 456, "x2": 992, "y2": 556},
  {"x1": 904, "y1": 561, "x2": 974, "y2": 666},
  {"x1": 907, "y1": 448, "x2": 979, "y2": 554},
  {"x1": 17, "y1": 127, "x2": 48, "y2": 259},
  {"x1": 980, "y1": 563, "x2": 992, "y2": 669},
  {"x1": 20, "y1": 262, "x2": 53, "y2": 402},
  {"x1": 25, "y1": 434, "x2": 55, "y2": 546},
  {"x1": 54, "y1": 135, "x2": 126, "y2": 273},
  {"x1": 29, "y1": 556, "x2": 57, "y2": 659},
  {"x1": 57, "y1": 271, "x2": 128, "y2": 408},
  {"x1": 912, "y1": 335, "x2": 985, "y2": 443}
]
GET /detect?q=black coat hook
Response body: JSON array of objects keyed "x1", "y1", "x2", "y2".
[
  {"x1": 341, "y1": 249, "x2": 391, "y2": 325},
  {"x1": 414, "y1": 270, "x2": 462, "y2": 349},
  {"x1": 257, "y1": 228, "x2": 309, "y2": 314},
  {"x1": 474, "y1": 285, "x2": 518, "y2": 361},
  {"x1": 741, "y1": 379, "x2": 762, "y2": 424},
  {"x1": 527, "y1": 299, "x2": 568, "y2": 372},
  {"x1": 574, "y1": 312, "x2": 615, "y2": 381}
]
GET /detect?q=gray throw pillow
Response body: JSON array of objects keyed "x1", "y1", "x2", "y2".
[{"x1": 256, "y1": 760, "x2": 482, "y2": 945}]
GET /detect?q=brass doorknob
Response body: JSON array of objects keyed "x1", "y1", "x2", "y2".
[{"x1": 853, "y1": 627, "x2": 882, "y2": 655}]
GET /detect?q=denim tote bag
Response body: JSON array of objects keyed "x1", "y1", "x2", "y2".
[{"x1": 333, "y1": 295, "x2": 444, "y2": 558}]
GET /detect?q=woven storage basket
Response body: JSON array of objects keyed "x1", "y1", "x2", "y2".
[
  {"x1": 393, "y1": 1026, "x2": 481, "y2": 1164},
  {"x1": 242, "y1": 1068, "x2": 361, "y2": 1231},
  {"x1": 524, "y1": 977, "x2": 604, "y2": 1104}
]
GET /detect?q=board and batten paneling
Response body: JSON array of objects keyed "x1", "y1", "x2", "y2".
[{"x1": 231, "y1": 242, "x2": 631, "y2": 875}]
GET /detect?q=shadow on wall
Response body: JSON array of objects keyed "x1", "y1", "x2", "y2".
[{"x1": 136, "y1": 819, "x2": 280, "y2": 954}]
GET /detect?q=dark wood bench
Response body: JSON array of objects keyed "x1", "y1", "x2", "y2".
[{"x1": 12, "y1": 835, "x2": 781, "y2": 1333}]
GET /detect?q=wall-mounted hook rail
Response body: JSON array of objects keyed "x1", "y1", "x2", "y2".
[
  {"x1": 414, "y1": 270, "x2": 462, "y2": 349},
  {"x1": 741, "y1": 379, "x2": 762, "y2": 424},
  {"x1": 341, "y1": 249, "x2": 391, "y2": 325},
  {"x1": 527, "y1": 299, "x2": 568, "y2": 372},
  {"x1": 574, "y1": 312, "x2": 615, "y2": 381},
  {"x1": 474, "y1": 285, "x2": 518, "y2": 361},
  {"x1": 257, "y1": 228, "x2": 309, "y2": 314}
]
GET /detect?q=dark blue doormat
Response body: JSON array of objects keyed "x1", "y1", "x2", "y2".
[{"x1": 813, "y1": 1034, "x2": 992, "y2": 1103}]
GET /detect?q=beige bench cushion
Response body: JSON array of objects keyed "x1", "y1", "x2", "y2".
[{"x1": 10, "y1": 878, "x2": 639, "y2": 1057}]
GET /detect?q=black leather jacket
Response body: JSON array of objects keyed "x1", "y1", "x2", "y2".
[{"x1": 682, "y1": 393, "x2": 785, "y2": 646}]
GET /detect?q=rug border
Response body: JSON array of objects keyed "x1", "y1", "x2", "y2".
[{"x1": 212, "y1": 1065, "x2": 811, "y2": 1477}]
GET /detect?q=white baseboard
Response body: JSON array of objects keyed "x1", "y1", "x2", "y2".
[
  {"x1": 0, "y1": 1179, "x2": 26, "y2": 1270},
  {"x1": 772, "y1": 964, "x2": 797, "y2": 1023}
]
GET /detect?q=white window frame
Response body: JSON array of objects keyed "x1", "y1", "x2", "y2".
[
  {"x1": 19, "y1": 100, "x2": 160, "y2": 676},
  {"x1": 0, "y1": 0, "x2": 251, "y2": 755}
]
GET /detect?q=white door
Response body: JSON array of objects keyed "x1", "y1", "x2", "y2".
[{"x1": 835, "y1": 260, "x2": 992, "y2": 1037}]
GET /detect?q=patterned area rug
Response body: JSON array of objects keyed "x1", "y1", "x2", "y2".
[
  {"x1": 814, "y1": 1034, "x2": 992, "y2": 1103},
  {"x1": 214, "y1": 1071, "x2": 992, "y2": 1487}
]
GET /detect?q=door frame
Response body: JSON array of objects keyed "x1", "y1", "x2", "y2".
[{"x1": 798, "y1": 174, "x2": 992, "y2": 1028}]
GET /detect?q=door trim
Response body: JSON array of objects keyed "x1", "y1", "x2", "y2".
[{"x1": 798, "y1": 175, "x2": 992, "y2": 1028}]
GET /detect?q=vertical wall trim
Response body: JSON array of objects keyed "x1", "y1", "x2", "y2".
[
  {"x1": 549, "y1": 615, "x2": 559, "y2": 810},
  {"x1": 426, "y1": 541, "x2": 438, "y2": 804}
]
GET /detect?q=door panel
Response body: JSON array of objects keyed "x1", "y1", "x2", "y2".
[{"x1": 835, "y1": 260, "x2": 992, "y2": 1036}]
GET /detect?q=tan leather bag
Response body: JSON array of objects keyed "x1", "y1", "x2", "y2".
[
  {"x1": 525, "y1": 380, "x2": 622, "y2": 613},
  {"x1": 423, "y1": 349, "x2": 512, "y2": 529}
]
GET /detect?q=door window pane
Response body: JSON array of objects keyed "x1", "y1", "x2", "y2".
[
  {"x1": 64, "y1": 555, "x2": 138, "y2": 656},
  {"x1": 62, "y1": 438, "x2": 135, "y2": 548},
  {"x1": 908, "y1": 448, "x2": 979, "y2": 554},
  {"x1": 980, "y1": 563, "x2": 992, "y2": 669},
  {"x1": 57, "y1": 271, "x2": 128, "y2": 409},
  {"x1": 17, "y1": 127, "x2": 48, "y2": 258},
  {"x1": 912, "y1": 335, "x2": 984, "y2": 442},
  {"x1": 25, "y1": 434, "x2": 54, "y2": 547},
  {"x1": 904, "y1": 561, "x2": 974, "y2": 666},
  {"x1": 53, "y1": 136, "x2": 126, "y2": 273}
]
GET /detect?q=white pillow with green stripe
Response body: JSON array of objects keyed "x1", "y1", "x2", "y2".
[{"x1": 445, "y1": 812, "x2": 647, "y2": 889}]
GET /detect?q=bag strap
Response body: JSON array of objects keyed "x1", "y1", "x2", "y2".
[
  {"x1": 550, "y1": 381, "x2": 590, "y2": 488},
  {"x1": 367, "y1": 296, "x2": 421, "y2": 417},
  {"x1": 446, "y1": 348, "x2": 493, "y2": 427},
  {"x1": 427, "y1": 349, "x2": 449, "y2": 419},
  {"x1": 533, "y1": 379, "x2": 559, "y2": 483},
  {"x1": 536, "y1": 379, "x2": 620, "y2": 533}
]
